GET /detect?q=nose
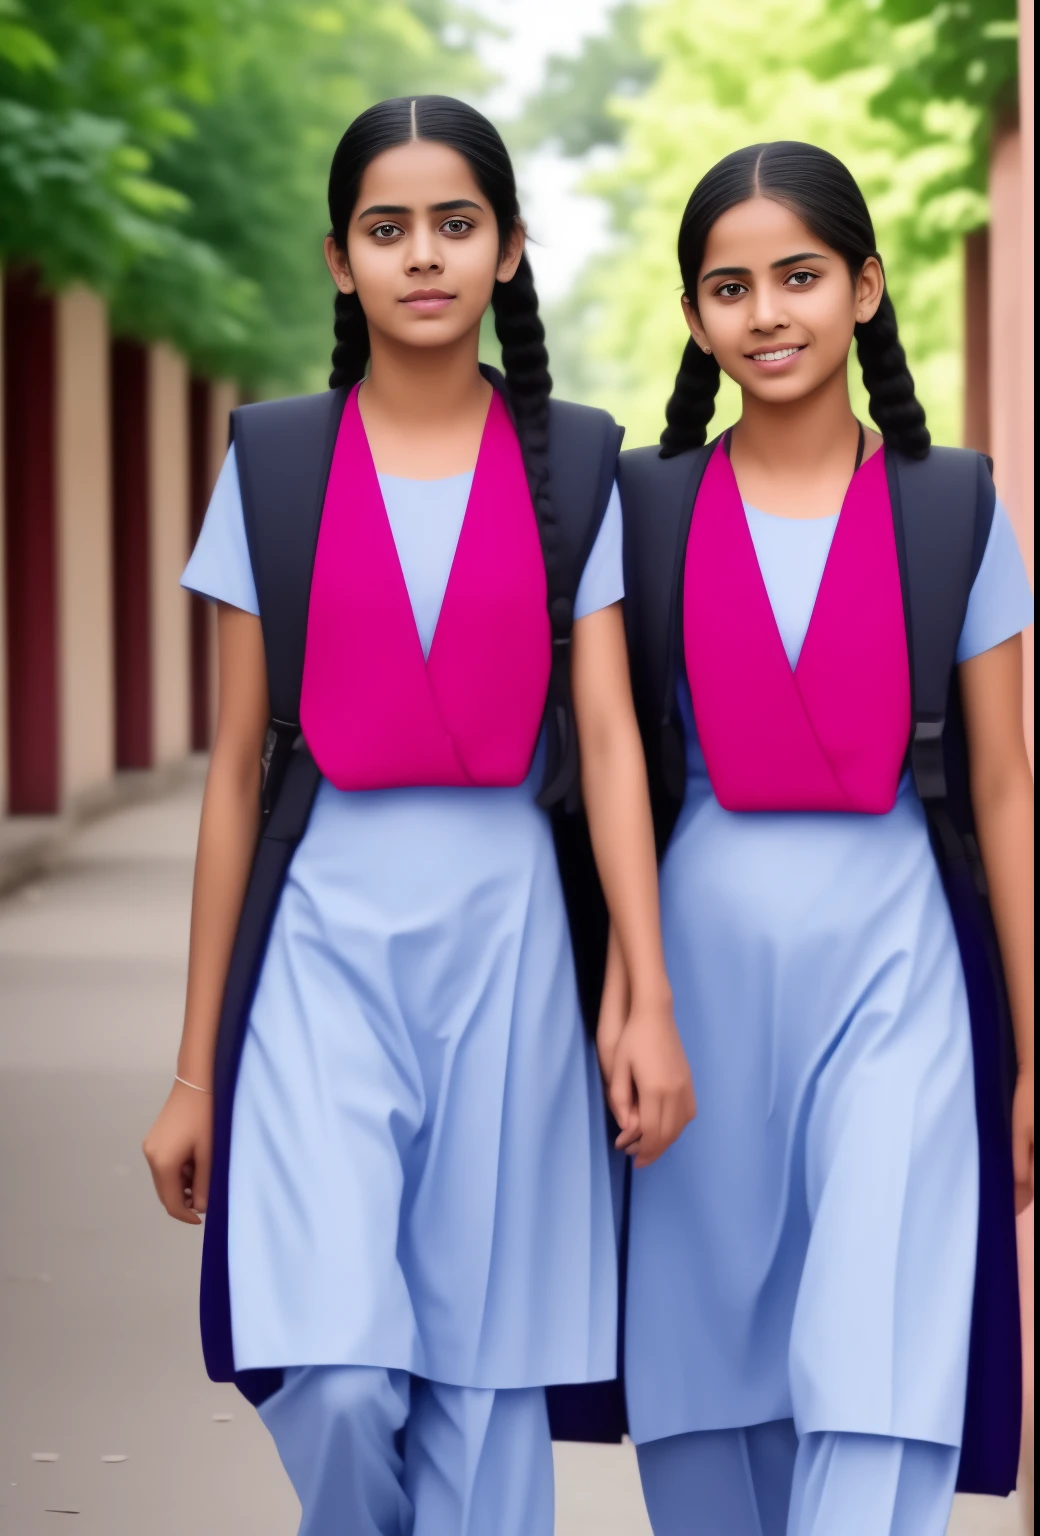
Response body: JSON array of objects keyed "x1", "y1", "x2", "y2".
[
  {"x1": 748, "y1": 288, "x2": 789, "y2": 337},
  {"x1": 405, "y1": 225, "x2": 444, "y2": 276}
]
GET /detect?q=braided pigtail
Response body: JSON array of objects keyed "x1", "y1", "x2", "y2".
[
  {"x1": 492, "y1": 252, "x2": 554, "y2": 542},
  {"x1": 659, "y1": 337, "x2": 722, "y2": 457},
  {"x1": 328, "y1": 289, "x2": 370, "y2": 390},
  {"x1": 493, "y1": 251, "x2": 580, "y2": 808},
  {"x1": 855, "y1": 288, "x2": 930, "y2": 459}
]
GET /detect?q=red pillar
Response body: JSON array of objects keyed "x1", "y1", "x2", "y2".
[
  {"x1": 110, "y1": 339, "x2": 152, "y2": 768},
  {"x1": 962, "y1": 228, "x2": 990, "y2": 456},
  {"x1": 3, "y1": 269, "x2": 59, "y2": 814},
  {"x1": 188, "y1": 376, "x2": 212, "y2": 752}
]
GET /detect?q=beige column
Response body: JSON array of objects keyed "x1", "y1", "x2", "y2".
[
  {"x1": 208, "y1": 381, "x2": 238, "y2": 485},
  {"x1": 0, "y1": 268, "x2": 7, "y2": 815},
  {"x1": 205, "y1": 381, "x2": 239, "y2": 741},
  {"x1": 148, "y1": 344, "x2": 191, "y2": 764},
  {"x1": 55, "y1": 286, "x2": 114, "y2": 802}
]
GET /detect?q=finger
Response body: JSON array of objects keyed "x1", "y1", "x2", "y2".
[
  {"x1": 192, "y1": 1144, "x2": 212, "y2": 1215},
  {"x1": 150, "y1": 1159, "x2": 201, "y2": 1225},
  {"x1": 657, "y1": 1098, "x2": 685, "y2": 1156},
  {"x1": 615, "y1": 1115, "x2": 642, "y2": 1152},
  {"x1": 609, "y1": 1059, "x2": 636, "y2": 1133},
  {"x1": 634, "y1": 1091, "x2": 664, "y2": 1167}
]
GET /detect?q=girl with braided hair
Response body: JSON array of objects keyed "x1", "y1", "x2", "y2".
[
  {"x1": 143, "y1": 96, "x2": 694, "y2": 1533},
  {"x1": 613, "y1": 142, "x2": 1033, "y2": 1535}
]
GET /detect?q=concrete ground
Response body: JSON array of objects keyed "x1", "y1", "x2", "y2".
[{"x1": 0, "y1": 771, "x2": 1026, "y2": 1534}]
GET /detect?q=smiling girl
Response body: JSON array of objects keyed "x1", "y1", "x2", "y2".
[
  {"x1": 614, "y1": 143, "x2": 1033, "y2": 1536},
  {"x1": 142, "y1": 97, "x2": 693, "y2": 1535}
]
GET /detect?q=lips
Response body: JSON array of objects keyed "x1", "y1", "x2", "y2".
[
  {"x1": 746, "y1": 344, "x2": 806, "y2": 366},
  {"x1": 401, "y1": 289, "x2": 455, "y2": 310}
]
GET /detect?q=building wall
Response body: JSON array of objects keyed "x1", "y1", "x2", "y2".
[
  {"x1": 56, "y1": 288, "x2": 113, "y2": 800},
  {"x1": 0, "y1": 271, "x2": 5, "y2": 816},
  {"x1": 148, "y1": 344, "x2": 191, "y2": 765}
]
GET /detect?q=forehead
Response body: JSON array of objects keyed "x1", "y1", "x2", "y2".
[
  {"x1": 701, "y1": 196, "x2": 824, "y2": 267},
  {"x1": 354, "y1": 139, "x2": 486, "y2": 212}
]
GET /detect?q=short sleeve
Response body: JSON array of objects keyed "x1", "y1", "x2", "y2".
[
  {"x1": 180, "y1": 444, "x2": 260, "y2": 616},
  {"x1": 574, "y1": 482, "x2": 624, "y2": 620},
  {"x1": 956, "y1": 499, "x2": 1034, "y2": 663}
]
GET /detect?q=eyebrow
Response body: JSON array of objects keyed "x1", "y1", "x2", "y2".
[
  {"x1": 700, "y1": 251, "x2": 830, "y2": 283},
  {"x1": 356, "y1": 198, "x2": 483, "y2": 219}
]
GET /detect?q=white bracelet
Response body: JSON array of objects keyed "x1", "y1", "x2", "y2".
[{"x1": 175, "y1": 1073, "x2": 213, "y2": 1095}]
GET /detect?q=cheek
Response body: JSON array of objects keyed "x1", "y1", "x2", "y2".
[
  {"x1": 799, "y1": 291, "x2": 856, "y2": 353},
  {"x1": 345, "y1": 243, "x2": 396, "y2": 303},
  {"x1": 701, "y1": 307, "x2": 749, "y2": 356},
  {"x1": 453, "y1": 232, "x2": 503, "y2": 287}
]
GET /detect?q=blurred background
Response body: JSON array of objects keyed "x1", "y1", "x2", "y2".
[{"x1": 0, "y1": 2, "x2": 1033, "y2": 1532}]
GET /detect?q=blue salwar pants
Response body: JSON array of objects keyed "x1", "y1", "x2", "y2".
[
  {"x1": 259, "y1": 1365, "x2": 553, "y2": 1536},
  {"x1": 636, "y1": 1419, "x2": 960, "y2": 1536}
]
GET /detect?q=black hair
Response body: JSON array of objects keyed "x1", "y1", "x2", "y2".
[
  {"x1": 326, "y1": 96, "x2": 556, "y2": 553},
  {"x1": 660, "y1": 141, "x2": 930, "y2": 460}
]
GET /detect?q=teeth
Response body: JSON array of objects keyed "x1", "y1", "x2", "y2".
[{"x1": 752, "y1": 347, "x2": 800, "y2": 361}]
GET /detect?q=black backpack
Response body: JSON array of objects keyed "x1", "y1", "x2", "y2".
[
  {"x1": 616, "y1": 438, "x2": 1022, "y2": 1497},
  {"x1": 199, "y1": 371, "x2": 622, "y2": 1409}
]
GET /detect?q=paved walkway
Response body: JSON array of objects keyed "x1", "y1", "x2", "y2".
[{"x1": 0, "y1": 774, "x2": 1025, "y2": 1534}]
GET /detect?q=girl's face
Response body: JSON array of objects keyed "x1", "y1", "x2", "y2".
[
  {"x1": 682, "y1": 196, "x2": 883, "y2": 406},
  {"x1": 324, "y1": 139, "x2": 524, "y2": 351}
]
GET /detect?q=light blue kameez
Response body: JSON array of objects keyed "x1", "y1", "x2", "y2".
[
  {"x1": 183, "y1": 449, "x2": 624, "y2": 1534},
  {"x1": 627, "y1": 495, "x2": 1033, "y2": 1535}
]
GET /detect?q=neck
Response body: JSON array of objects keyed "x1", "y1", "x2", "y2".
[
  {"x1": 732, "y1": 365, "x2": 860, "y2": 476},
  {"x1": 362, "y1": 324, "x2": 490, "y2": 426}
]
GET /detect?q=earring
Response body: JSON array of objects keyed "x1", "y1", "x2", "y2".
[{"x1": 703, "y1": 346, "x2": 711, "y2": 355}]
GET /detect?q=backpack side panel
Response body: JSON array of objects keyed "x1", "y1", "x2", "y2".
[
  {"x1": 893, "y1": 447, "x2": 1020, "y2": 1495},
  {"x1": 200, "y1": 393, "x2": 339, "y2": 1391}
]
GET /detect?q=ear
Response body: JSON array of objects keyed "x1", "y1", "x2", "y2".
[
  {"x1": 681, "y1": 293, "x2": 711, "y2": 355},
  {"x1": 324, "y1": 234, "x2": 356, "y2": 295},
  {"x1": 496, "y1": 218, "x2": 526, "y2": 284},
  {"x1": 855, "y1": 255, "x2": 884, "y2": 325}
]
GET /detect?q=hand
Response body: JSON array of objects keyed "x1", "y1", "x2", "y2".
[
  {"x1": 608, "y1": 999, "x2": 696, "y2": 1169},
  {"x1": 143, "y1": 1080, "x2": 214, "y2": 1225},
  {"x1": 596, "y1": 977, "x2": 628, "y2": 1091},
  {"x1": 1013, "y1": 1066, "x2": 1034, "y2": 1214}
]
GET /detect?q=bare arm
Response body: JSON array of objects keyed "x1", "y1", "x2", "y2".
[
  {"x1": 960, "y1": 633, "x2": 1034, "y2": 1208},
  {"x1": 143, "y1": 604, "x2": 269, "y2": 1222},
  {"x1": 571, "y1": 603, "x2": 696, "y2": 1166}
]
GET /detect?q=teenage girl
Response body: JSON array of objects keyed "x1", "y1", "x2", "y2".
[
  {"x1": 143, "y1": 97, "x2": 694, "y2": 1536},
  {"x1": 611, "y1": 142, "x2": 1033, "y2": 1535}
]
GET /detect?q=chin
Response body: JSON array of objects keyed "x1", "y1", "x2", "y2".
[
  {"x1": 741, "y1": 372, "x2": 821, "y2": 406},
  {"x1": 394, "y1": 319, "x2": 476, "y2": 349}
]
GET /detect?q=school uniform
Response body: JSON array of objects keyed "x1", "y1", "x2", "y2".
[
  {"x1": 183, "y1": 384, "x2": 624, "y2": 1534},
  {"x1": 618, "y1": 438, "x2": 1032, "y2": 1536}
]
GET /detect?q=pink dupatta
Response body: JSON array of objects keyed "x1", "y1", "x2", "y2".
[
  {"x1": 300, "y1": 386, "x2": 550, "y2": 790},
  {"x1": 683, "y1": 441, "x2": 910, "y2": 813}
]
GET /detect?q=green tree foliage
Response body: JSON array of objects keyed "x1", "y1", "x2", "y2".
[
  {"x1": 823, "y1": 0, "x2": 1018, "y2": 196},
  {"x1": 0, "y1": 0, "x2": 483, "y2": 387},
  {"x1": 524, "y1": 0, "x2": 1013, "y2": 448},
  {"x1": 511, "y1": 2, "x2": 656, "y2": 157}
]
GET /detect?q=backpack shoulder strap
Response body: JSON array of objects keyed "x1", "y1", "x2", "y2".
[
  {"x1": 231, "y1": 388, "x2": 348, "y2": 727},
  {"x1": 537, "y1": 393, "x2": 625, "y2": 808},
  {"x1": 886, "y1": 446, "x2": 996, "y2": 800},
  {"x1": 619, "y1": 441, "x2": 714, "y2": 847}
]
